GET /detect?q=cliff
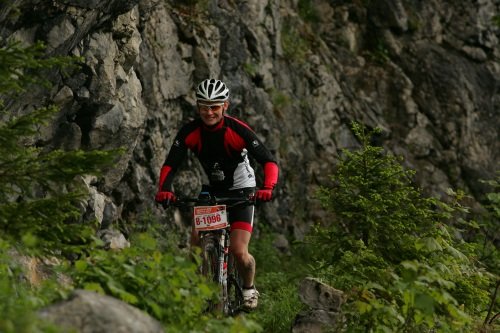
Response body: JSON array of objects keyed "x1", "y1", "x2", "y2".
[{"x1": 1, "y1": 0, "x2": 498, "y2": 237}]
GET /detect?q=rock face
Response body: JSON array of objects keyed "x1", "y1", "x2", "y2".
[
  {"x1": 39, "y1": 289, "x2": 164, "y2": 333},
  {"x1": 0, "y1": 0, "x2": 498, "y2": 237}
]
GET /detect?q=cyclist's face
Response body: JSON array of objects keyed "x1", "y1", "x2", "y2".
[{"x1": 197, "y1": 101, "x2": 227, "y2": 126}]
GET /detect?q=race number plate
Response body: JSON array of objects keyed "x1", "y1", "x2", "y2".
[{"x1": 193, "y1": 205, "x2": 228, "y2": 231}]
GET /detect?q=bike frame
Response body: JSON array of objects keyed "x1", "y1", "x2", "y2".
[{"x1": 171, "y1": 194, "x2": 254, "y2": 315}]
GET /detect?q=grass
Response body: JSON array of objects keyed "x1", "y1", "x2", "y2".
[{"x1": 246, "y1": 229, "x2": 308, "y2": 332}]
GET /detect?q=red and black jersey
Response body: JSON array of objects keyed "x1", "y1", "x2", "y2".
[{"x1": 158, "y1": 115, "x2": 279, "y2": 192}]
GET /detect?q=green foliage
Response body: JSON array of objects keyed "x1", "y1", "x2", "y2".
[
  {"x1": 305, "y1": 122, "x2": 495, "y2": 332},
  {"x1": 0, "y1": 41, "x2": 78, "y2": 96},
  {"x1": 0, "y1": 240, "x2": 61, "y2": 333},
  {"x1": 242, "y1": 62, "x2": 258, "y2": 77},
  {"x1": 249, "y1": 271, "x2": 303, "y2": 333},
  {"x1": 480, "y1": 173, "x2": 500, "y2": 237},
  {"x1": 471, "y1": 175, "x2": 500, "y2": 328},
  {"x1": 366, "y1": 40, "x2": 390, "y2": 65},
  {"x1": 0, "y1": 105, "x2": 120, "y2": 253},
  {"x1": 70, "y1": 229, "x2": 260, "y2": 333},
  {"x1": 0, "y1": 41, "x2": 119, "y2": 254},
  {"x1": 481, "y1": 181, "x2": 500, "y2": 277},
  {"x1": 248, "y1": 229, "x2": 306, "y2": 332},
  {"x1": 0, "y1": 40, "x2": 117, "y2": 330},
  {"x1": 315, "y1": 123, "x2": 437, "y2": 258},
  {"x1": 281, "y1": 20, "x2": 310, "y2": 65},
  {"x1": 71, "y1": 234, "x2": 208, "y2": 329},
  {"x1": 269, "y1": 88, "x2": 290, "y2": 119}
]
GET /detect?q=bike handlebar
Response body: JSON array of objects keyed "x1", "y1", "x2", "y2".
[{"x1": 164, "y1": 195, "x2": 256, "y2": 209}]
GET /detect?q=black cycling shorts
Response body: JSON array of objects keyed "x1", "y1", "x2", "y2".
[{"x1": 200, "y1": 186, "x2": 255, "y2": 233}]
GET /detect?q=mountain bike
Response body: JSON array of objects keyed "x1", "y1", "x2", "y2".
[{"x1": 170, "y1": 192, "x2": 255, "y2": 316}]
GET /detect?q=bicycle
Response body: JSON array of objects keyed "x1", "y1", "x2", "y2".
[{"x1": 168, "y1": 192, "x2": 255, "y2": 316}]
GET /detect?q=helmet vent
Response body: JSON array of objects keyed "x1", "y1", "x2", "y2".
[{"x1": 196, "y1": 79, "x2": 229, "y2": 102}]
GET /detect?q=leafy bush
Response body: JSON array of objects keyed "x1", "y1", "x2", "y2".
[
  {"x1": 70, "y1": 227, "x2": 261, "y2": 333},
  {"x1": 0, "y1": 239, "x2": 61, "y2": 333},
  {"x1": 71, "y1": 232, "x2": 210, "y2": 329},
  {"x1": 305, "y1": 122, "x2": 496, "y2": 332}
]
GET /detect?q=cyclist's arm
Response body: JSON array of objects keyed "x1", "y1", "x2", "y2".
[
  {"x1": 261, "y1": 160, "x2": 279, "y2": 189},
  {"x1": 158, "y1": 123, "x2": 199, "y2": 191},
  {"x1": 246, "y1": 135, "x2": 279, "y2": 189}
]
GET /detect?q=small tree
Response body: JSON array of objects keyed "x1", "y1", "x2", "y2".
[
  {"x1": 0, "y1": 40, "x2": 118, "y2": 332},
  {"x1": 306, "y1": 122, "x2": 494, "y2": 332},
  {"x1": 0, "y1": 41, "x2": 118, "y2": 253}
]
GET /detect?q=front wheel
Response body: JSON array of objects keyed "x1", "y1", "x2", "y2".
[{"x1": 200, "y1": 235, "x2": 225, "y2": 313}]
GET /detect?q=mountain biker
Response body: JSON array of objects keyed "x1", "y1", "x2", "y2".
[{"x1": 155, "y1": 78, "x2": 279, "y2": 310}]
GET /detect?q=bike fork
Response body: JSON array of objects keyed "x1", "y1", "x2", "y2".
[{"x1": 220, "y1": 229, "x2": 231, "y2": 314}]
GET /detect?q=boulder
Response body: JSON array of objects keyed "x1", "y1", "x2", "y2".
[
  {"x1": 39, "y1": 289, "x2": 164, "y2": 333},
  {"x1": 292, "y1": 277, "x2": 344, "y2": 333}
]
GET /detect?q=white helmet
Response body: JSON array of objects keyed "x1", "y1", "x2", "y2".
[{"x1": 196, "y1": 79, "x2": 229, "y2": 102}]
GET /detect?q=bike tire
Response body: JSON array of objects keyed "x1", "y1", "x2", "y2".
[{"x1": 200, "y1": 235, "x2": 225, "y2": 313}]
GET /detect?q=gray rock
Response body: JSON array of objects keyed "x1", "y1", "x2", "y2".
[
  {"x1": 292, "y1": 278, "x2": 345, "y2": 333},
  {"x1": 39, "y1": 290, "x2": 164, "y2": 333},
  {"x1": 299, "y1": 277, "x2": 344, "y2": 312},
  {"x1": 97, "y1": 228, "x2": 130, "y2": 250}
]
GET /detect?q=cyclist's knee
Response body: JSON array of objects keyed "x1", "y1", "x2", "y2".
[{"x1": 230, "y1": 243, "x2": 249, "y2": 261}]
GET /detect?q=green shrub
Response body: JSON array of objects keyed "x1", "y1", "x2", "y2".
[
  {"x1": 70, "y1": 229, "x2": 261, "y2": 333},
  {"x1": 0, "y1": 240, "x2": 61, "y2": 333},
  {"x1": 306, "y1": 122, "x2": 495, "y2": 332}
]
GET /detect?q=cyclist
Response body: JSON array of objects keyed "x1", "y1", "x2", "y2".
[{"x1": 155, "y1": 78, "x2": 279, "y2": 310}]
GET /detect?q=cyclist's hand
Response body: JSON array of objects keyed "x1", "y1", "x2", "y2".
[
  {"x1": 255, "y1": 187, "x2": 273, "y2": 202},
  {"x1": 155, "y1": 191, "x2": 176, "y2": 207}
]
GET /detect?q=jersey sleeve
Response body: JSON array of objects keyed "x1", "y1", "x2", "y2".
[{"x1": 158, "y1": 125, "x2": 193, "y2": 191}]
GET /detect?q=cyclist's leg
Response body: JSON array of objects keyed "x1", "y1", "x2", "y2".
[
  {"x1": 228, "y1": 190, "x2": 260, "y2": 309},
  {"x1": 230, "y1": 228, "x2": 254, "y2": 288},
  {"x1": 226, "y1": 187, "x2": 255, "y2": 285},
  {"x1": 230, "y1": 227, "x2": 259, "y2": 310},
  {"x1": 227, "y1": 187, "x2": 255, "y2": 288}
]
